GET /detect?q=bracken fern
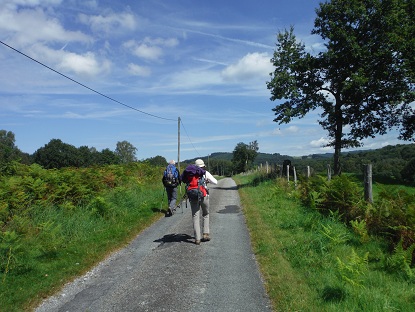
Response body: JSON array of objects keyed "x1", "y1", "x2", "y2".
[{"x1": 336, "y1": 249, "x2": 369, "y2": 288}]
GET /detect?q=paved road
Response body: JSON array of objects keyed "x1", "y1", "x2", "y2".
[{"x1": 35, "y1": 177, "x2": 272, "y2": 312}]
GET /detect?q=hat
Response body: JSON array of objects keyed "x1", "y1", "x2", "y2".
[
  {"x1": 195, "y1": 159, "x2": 205, "y2": 168},
  {"x1": 169, "y1": 160, "x2": 176, "y2": 165}
]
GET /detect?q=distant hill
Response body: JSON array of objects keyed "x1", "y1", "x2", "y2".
[
  {"x1": 181, "y1": 143, "x2": 415, "y2": 183},
  {"x1": 183, "y1": 143, "x2": 415, "y2": 166}
]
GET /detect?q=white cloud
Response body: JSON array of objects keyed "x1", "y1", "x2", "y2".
[
  {"x1": 3, "y1": 0, "x2": 62, "y2": 9},
  {"x1": 143, "y1": 37, "x2": 179, "y2": 48},
  {"x1": 123, "y1": 37, "x2": 178, "y2": 62},
  {"x1": 310, "y1": 137, "x2": 329, "y2": 147},
  {"x1": 221, "y1": 52, "x2": 273, "y2": 82},
  {"x1": 78, "y1": 11, "x2": 137, "y2": 35},
  {"x1": 286, "y1": 125, "x2": 299, "y2": 133},
  {"x1": 163, "y1": 67, "x2": 221, "y2": 90},
  {"x1": 127, "y1": 63, "x2": 151, "y2": 77},
  {"x1": 0, "y1": 5, "x2": 91, "y2": 47},
  {"x1": 133, "y1": 43, "x2": 163, "y2": 61},
  {"x1": 58, "y1": 51, "x2": 111, "y2": 77}
]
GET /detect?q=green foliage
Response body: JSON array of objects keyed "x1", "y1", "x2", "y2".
[
  {"x1": 350, "y1": 219, "x2": 370, "y2": 243},
  {"x1": 320, "y1": 223, "x2": 349, "y2": 247},
  {"x1": 32, "y1": 138, "x2": 122, "y2": 169},
  {"x1": 311, "y1": 175, "x2": 365, "y2": 223},
  {"x1": 298, "y1": 173, "x2": 415, "y2": 266},
  {"x1": 144, "y1": 155, "x2": 167, "y2": 167},
  {"x1": 115, "y1": 140, "x2": 137, "y2": 164},
  {"x1": 0, "y1": 231, "x2": 24, "y2": 280},
  {"x1": 0, "y1": 130, "x2": 29, "y2": 172},
  {"x1": 336, "y1": 249, "x2": 369, "y2": 288},
  {"x1": 0, "y1": 162, "x2": 162, "y2": 311},
  {"x1": 368, "y1": 185, "x2": 415, "y2": 247},
  {"x1": 298, "y1": 175, "x2": 327, "y2": 209},
  {"x1": 32, "y1": 139, "x2": 81, "y2": 169},
  {"x1": 232, "y1": 141, "x2": 258, "y2": 173},
  {"x1": 267, "y1": 0, "x2": 415, "y2": 175},
  {"x1": 88, "y1": 196, "x2": 111, "y2": 218},
  {"x1": 36, "y1": 220, "x2": 65, "y2": 255},
  {"x1": 235, "y1": 172, "x2": 415, "y2": 311},
  {"x1": 385, "y1": 240, "x2": 415, "y2": 281},
  {"x1": 401, "y1": 158, "x2": 415, "y2": 183}
]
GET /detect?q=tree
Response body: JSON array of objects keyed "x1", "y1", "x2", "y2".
[
  {"x1": 0, "y1": 130, "x2": 18, "y2": 164},
  {"x1": 98, "y1": 148, "x2": 120, "y2": 165},
  {"x1": 0, "y1": 130, "x2": 28, "y2": 172},
  {"x1": 401, "y1": 158, "x2": 415, "y2": 183},
  {"x1": 267, "y1": 0, "x2": 415, "y2": 175},
  {"x1": 33, "y1": 139, "x2": 80, "y2": 169},
  {"x1": 232, "y1": 141, "x2": 259, "y2": 173},
  {"x1": 115, "y1": 141, "x2": 137, "y2": 164},
  {"x1": 145, "y1": 155, "x2": 167, "y2": 167}
]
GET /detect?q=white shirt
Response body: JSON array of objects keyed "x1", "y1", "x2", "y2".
[{"x1": 204, "y1": 170, "x2": 217, "y2": 186}]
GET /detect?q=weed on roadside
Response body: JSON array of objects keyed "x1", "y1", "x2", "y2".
[{"x1": 235, "y1": 172, "x2": 415, "y2": 312}]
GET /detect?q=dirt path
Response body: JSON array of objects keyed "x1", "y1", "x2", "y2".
[{"x1": 35, "y1": 177, "x2": 272, "y2": 312}]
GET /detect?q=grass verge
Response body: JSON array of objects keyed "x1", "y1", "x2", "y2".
[
  {"x1": 0, "y1": 184, "x2": 165, "y2": 312},
  {"x1": 234, "y1": 173, "x2": 415, "y2": 312}
]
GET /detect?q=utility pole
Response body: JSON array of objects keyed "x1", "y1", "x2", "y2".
[{"x1": 177, "y1": 117, "x2": 181, "y2": 173}]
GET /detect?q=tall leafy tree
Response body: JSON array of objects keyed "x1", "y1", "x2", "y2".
[
  {"x1": 33, "y1": 139, "x2": 81, "y2": 169},
  {"x1": 267, "y1": 0, "x2": 415, "y2": 175},
  {"x1": 115, "y1": 140, "x2": 137, "y2": 164},
  {"x1": 98, "y1": 148, "x2": 121, "y2": 165},
  {"x1": 0, "y1": 130, "x2": 28, "y2": 171},
  {"x1": 232, "y1": 141, "x2": 259, "y2": 173},
  {"x1": 145, "y1": 155, "x2": 167, "y2": 167},
  {"x1": 0, "y1": 130, "x2": 18, "y2": 164}
]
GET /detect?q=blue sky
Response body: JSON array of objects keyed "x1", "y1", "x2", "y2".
[{"x1": 0, "y1": 0, "x2": 408, "y2": 162}]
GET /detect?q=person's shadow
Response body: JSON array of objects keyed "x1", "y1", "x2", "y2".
[{"x1": 154, "y1": 233, "x2": 193, "y2": 246}]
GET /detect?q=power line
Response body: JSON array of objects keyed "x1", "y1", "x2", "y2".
[
  {"x1": 0, "y1": 40, "x2": 176, "y2": 121},
  {"x1": 180, "y1": 118, "x2": 202, "y2": 157}
]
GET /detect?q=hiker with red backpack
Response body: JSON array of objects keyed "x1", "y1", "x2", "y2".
[
  {"x1": 162, "y1": 160, "x2": 181, "y2": 216},
  {"x1": 181, "y1": 159, "x2": 217, "y2": 245}
]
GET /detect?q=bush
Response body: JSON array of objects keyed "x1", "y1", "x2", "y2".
[
  {"x1": 307, "y1": 175, "x2": 366, "y2": 223},
  {"x1": 367, "y1": 185, "x2": 415, "y2": 257}
]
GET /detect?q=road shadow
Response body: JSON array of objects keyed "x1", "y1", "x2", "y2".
[
  {"x1": 212, "y1": 185, "x2": 238, "y2": 191},
  {"x1": 151, "y1": 207, "x2": 176, "y2": 217},
  {"x1": 154, "y1": 233, "x2": 194, "y2": 247}
]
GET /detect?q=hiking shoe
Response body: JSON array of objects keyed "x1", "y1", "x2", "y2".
[
  {"x1": 202, "y1": 233, "x2": 210, "y2": 242},
  {"x1": 195, "y1": 240, "x2": 201, "y2": 245}
]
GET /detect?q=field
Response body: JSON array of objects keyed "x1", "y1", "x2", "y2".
[
  {"x1": 0, "y1": 163, "x2": 165, "y2": 311},
  {"x1": 234, "y1": 172, "x2": 415, "y2": 311},
  {"x1": 1, "y1": 163, "x2": 414, "y2": 311}
]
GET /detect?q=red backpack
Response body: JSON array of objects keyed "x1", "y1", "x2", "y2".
[{"x1": 181, "y1": 165, "x2": 207, "y2": 201}]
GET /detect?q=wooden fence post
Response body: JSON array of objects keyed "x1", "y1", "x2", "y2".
[
  {"x1": 293, "y1": 166, "x2": 297, "y2": 188},
  {"x1": 287, "y1": 165, "x2": 290, "y2": 182},
  {"x1": 327, "y1": 164, "x2": 332, "y2": 181},
  {"x1": 364, "y1": 164, "x2": 373, "y2": 203}
]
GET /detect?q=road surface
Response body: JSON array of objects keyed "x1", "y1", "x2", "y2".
[{"x1": 35, "y1": 177, "x2": 272, "y2": 312}]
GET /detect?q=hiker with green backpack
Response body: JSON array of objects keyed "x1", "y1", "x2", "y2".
[{"x1": 181, "y1": 159, "x2": 217, "y2": 245}]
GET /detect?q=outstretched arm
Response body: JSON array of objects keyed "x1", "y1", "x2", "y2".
[{"x1": 205, "y1": 171, "x2": 218, "y2": 185}]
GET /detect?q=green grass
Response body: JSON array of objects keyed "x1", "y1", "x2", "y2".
[
  {"x1": 235, "y1": 173, "x2": 415, "y2": 312},
  {"x1": 372, "y1": 182, "x2": 415, "y2": 198},
  {"x1": 0, "y1": 184, "x2": 164, "y2": 312},
  {"x1": 2, "y1": 169, "x2": 413, "y2": 311}
]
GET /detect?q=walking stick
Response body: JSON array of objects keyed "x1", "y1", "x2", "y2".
[
  {"x1": 176, "y1": 193, "x2": 188, "y2": 214},
  {"x1": 160, "y1": 187, "x2": 165, "y2": 213}
]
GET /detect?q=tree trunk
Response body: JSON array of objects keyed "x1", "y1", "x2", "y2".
[
  {"x1": 333, "y1": 142, "x2": 341, "y2": 176},
  {"x1": 333, "y1": 101, "x2": 343, "y2": 176}
]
